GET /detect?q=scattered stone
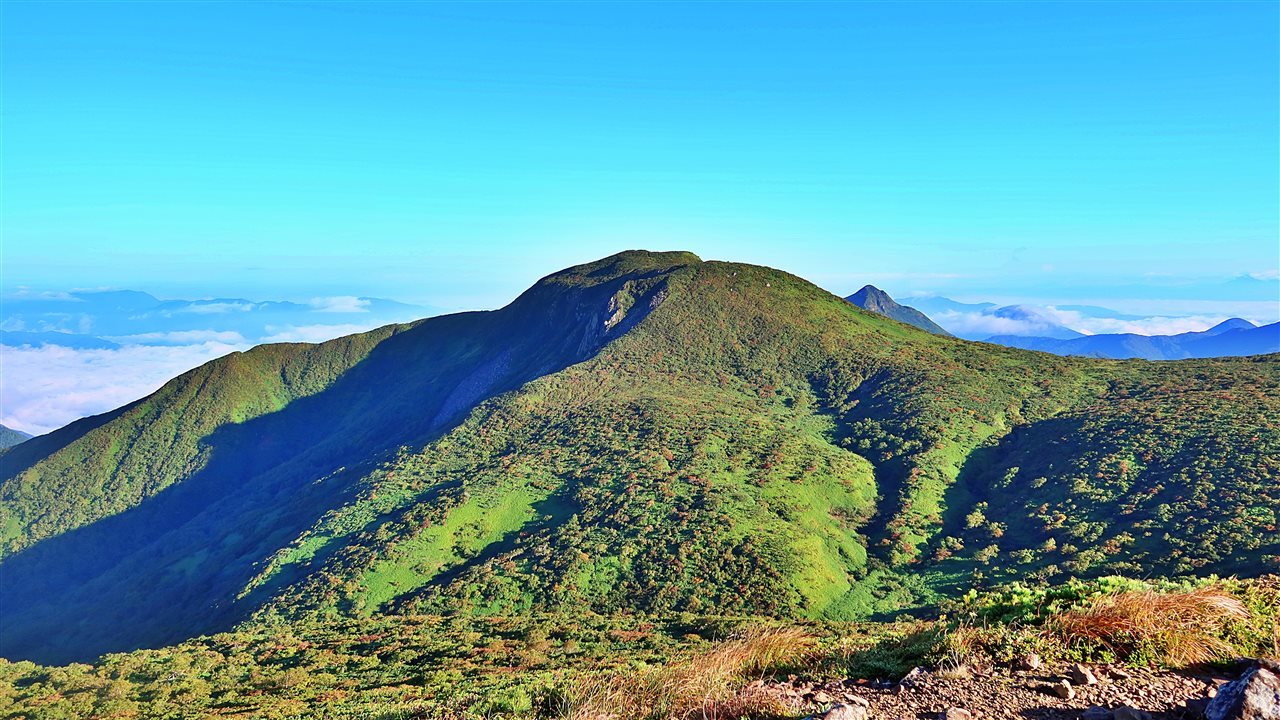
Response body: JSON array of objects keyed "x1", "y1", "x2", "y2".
[
  {"x1": 1205, "y1": 661, "x2": 1280, "y2": 720},
  {"x1": 1071, "y1": 663, "x2": 1101, "y2": 686},
  {"x1": 821, "y1": 699, "x2": 870, "y2": 720},
  {"x1": 758, "y1": 661, "x2": 1238, "y2": 718},
  {"x1": 1037, "y1": 678, "x2": 1077, "y2": 699},
  {"x1": 899, "y1": 666, "x2": 928, "y2": 688},
  {"x1": 939, "y1": 709, "x2": 973, "y2": 720}
]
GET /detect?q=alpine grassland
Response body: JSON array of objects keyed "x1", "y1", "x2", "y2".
[
  {"x1": 1, "y1": 251, "x2": 1277, "y2": 714},
  {"x1": 1, "y1": 576, "x2": 1275, "y2": 719}
]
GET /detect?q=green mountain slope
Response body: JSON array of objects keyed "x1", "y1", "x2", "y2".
[
  {"x1": 2, "y1": 251, "x2": 1277, "y2": 665},
  {"x1": 0, "y1": 425, "x2": 31, "y2": 450}
]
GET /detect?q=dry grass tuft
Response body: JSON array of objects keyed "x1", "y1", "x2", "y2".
[
  {"x1": 1054, "y1": 585, "x2": 1250, "y2": 666},
  {"x1": 559, "y1": 626, "x2": 816, "y2": 720}
]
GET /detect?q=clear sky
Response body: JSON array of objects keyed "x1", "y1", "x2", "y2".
[{"x1": 3, "y1": 1, "x2": 1278, "y2": 311}]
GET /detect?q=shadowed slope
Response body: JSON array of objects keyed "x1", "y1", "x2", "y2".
[
  {"x1": 2, "y1": 251, "x2": 1277, "y2": 666},
  {"x1": 0, "y1": 250, "x2": 696, "y2": 663}
]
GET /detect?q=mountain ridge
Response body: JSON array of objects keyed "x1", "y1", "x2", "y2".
[{"x1": 2, "y1": 250, "x2": 1276, "y2": 665}]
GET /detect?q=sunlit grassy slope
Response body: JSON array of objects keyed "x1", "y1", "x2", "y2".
[{"x1": 2, "y1": 250, "x2": 1276, "y2": 664}]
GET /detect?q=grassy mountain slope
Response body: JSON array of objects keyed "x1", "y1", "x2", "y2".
[
  {"x1": 0, "y1": 425, "x2": 31, "y2": 450},
  {"x1": 2, "y1": 251, "x2": 1277, "y2": 665}
]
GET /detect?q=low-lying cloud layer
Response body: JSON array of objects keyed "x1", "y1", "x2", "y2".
[
  {"x1": 2, "y1": 341, "x2": 246, "y2": 435},
  {"x1": 1, "y1": 289, "x2": 429, "y2": 435},
  {"x1": 931, "y1": 307, "x2": 1260, "y2": 339}
]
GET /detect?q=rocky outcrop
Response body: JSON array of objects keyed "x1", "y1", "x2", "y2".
[{"x1": 1206, "y1": 661, "x2": 1280, "y2": 720}]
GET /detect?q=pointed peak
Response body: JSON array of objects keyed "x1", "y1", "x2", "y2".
[
  {"x1": 852, "y1": 283, "x2": 888, "y2": 296},
  {"x1": 846, "y1": 284, "x2": 952, "y2": 336},
  {"x1": 848, "y1": 284, "x2": 895, "y2": 306}
]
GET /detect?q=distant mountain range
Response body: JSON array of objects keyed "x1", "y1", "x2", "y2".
[
  {"x1": 990, "y1": 318, "x2": 1280, "y2": 360},
  {"x1": 852, "y1": 286, "x2": 1280, "y2": 360},
  {"x1": 0, "y1": 426, "x2": 31, "y2": 450}
]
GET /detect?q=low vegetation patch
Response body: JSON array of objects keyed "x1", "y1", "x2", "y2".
[
  {"x1": 934, "y1": 575, "x2": 1279, "y2": 669},
  {"x1": 0, "y1": 576, "x2": 1274, "y2": 719},
  {"x1": 555, "y1": 627, "x2": 815, "y2": 720}
]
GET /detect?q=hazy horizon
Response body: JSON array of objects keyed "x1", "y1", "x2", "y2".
[
  {"x1": 4, "y1": 252, "x2": 1278, "y2": 436},
  {"x1": 3, "y1": 1, "x2": 1278, "y2": 434}
]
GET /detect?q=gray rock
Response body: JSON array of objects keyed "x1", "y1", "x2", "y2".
[
  {"x1": 1206, "y1": 663, "x2": 1280, "y2": 719},
  {"x1": 899, "y1": 666, "x2": 928, "y2": 688},
  {"x1": 939, "y1": 710, "x2": 974, "y2": 720},
  {"x1": 822, "y1": 699, "x2": 870, "y2": 720},
  {"x1": 1114, "y1": 708, "x2": 1154, "y2": 720},
  {"x1": 1049, "y1": 679, "x2": 1075, "y2": 699},
  {"x1": 1071, "y1": 663, "x2": 1100, "y2": 686},
  {"x1": 1083, "y1": 707, "x2": 1113, "y2": 720}
]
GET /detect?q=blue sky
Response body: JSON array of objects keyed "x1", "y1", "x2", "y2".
[{"x1": 4, "y1": 1, "x2": 1278, "y2": 311}]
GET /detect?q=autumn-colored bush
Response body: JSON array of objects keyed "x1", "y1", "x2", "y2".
[
  {"x1": 1054, "y1": 585, "x2": 1250, "y2": 665},
  {"x1": 559, "y1": 626, "x2": 815, "y2": 720}
]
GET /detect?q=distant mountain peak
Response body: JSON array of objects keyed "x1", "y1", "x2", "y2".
[
  {"x1": 848, "y1": 284, "x2": 893, "y2": 310},
  {"x1": 846, "y1": 285, "x2": 952, "y2": 336},
  {"x1": 1205, "y1": 318, "x2": 1256, "y2": 335}
]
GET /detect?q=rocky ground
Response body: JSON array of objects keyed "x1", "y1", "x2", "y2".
[{"x1": 748, "y1": 659, "x2": 1279, "y2": 719}]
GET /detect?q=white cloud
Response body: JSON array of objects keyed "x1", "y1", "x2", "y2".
[
  {"x1": 931, "y1": 309, "x2": 1065, "y2": 338},
  {"x1": 175, "y1": 302, "x2": 258, "y2": 314},
  {"x1": 1, "y1": 341, "x2": 248, "y2": 435},
  {"x1": 4, "y1": 288, "x2": 80, "y2": 301},
  {"x1": 932, "y1": 304, "x2": 1264, "y2": 340},
  {"x1": 0, "y1": 321, "x2": 394, "y2": 434},
  {"x1": 109, "y1": 330, "x2": 248, "y2": 345},
  {"x1": 1038, "y1": 308, "x2": 1238, "y2": 336},
  {"x1": 308, "y1": 296, "x2": 370, "y2": 313},
  {"x1": 260, "y1": 323, "x2": 381, "y2": 344}
]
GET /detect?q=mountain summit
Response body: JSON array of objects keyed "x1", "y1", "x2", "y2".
[
  {"x1": 1206, "y1": 317, "x2": 1257, "y2": 335},
  {"x1": 845, "y1": 285, "x2": 951, "y2": 336},
  {"x1": 2, "y1": 250, "x2": 1277, "y2": 664}
]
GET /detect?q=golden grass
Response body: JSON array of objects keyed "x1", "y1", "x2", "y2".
[
  {"x1": 1054, "y1": 585, "x2": 1251, "y2": 666},
  {"x1": 558, "y1": 626, "x2": 816, "y2": 720}
]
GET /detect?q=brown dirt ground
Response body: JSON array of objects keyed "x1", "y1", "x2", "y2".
[{"x1": 753, "y1": 663, "x2": 1229, "y2": 719}]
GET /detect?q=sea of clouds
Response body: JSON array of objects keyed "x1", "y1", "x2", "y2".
[{"x1": 1, "y1": 291, "x2": 429, "y2": 435}]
